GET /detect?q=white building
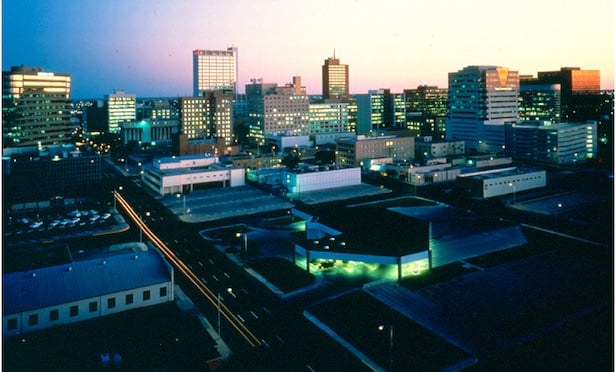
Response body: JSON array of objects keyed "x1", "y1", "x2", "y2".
[
  {"x1": 141, "y1": 154, "x2": 245, "y2": 195},
  {"x1": 283, "y1": 165, "x2": 360, "y2": 193},
  {"x1": 3, "y1": 243, "x2": 173, "y2": 336},
  {"x1": 456, "y1": 166, "x2": 546, "y2": 199}
]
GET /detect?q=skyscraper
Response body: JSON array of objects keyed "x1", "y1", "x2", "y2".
[
  {"x1": 535, "y1": 67, "x2": 600, "y2": 121},
  {"x1": 2, "y1": 66, "x2": 72, "y2": 148},
  {"x1": 404, "y1": 85, "x2": 448, "y2": 138},
  {"x1": 446, "y1": 65, "x2": 519, "y2": 153},
  {"x1": 105, "y1": 90, "x2": 136, "y2": 134},
  {"x1": 322, "y1": 53, "x2": 349, "y2": 101},
  {"x1": 179, "y1": 90, "x2": 234, "y2": 144},
  {"x1": 193, "y1": 47, "x2": 238, "y2": 96}
]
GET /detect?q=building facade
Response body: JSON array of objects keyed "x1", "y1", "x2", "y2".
[
  {"x1": 2, "y1": 66, "x2": 72, "y2": 148},
  {"x1": 141, "y1": 154, "x2": 245, "y2": 195},
  {"x1": 404, "y1": 85, "x2": 448, "y2": 139},
  {"x1": 322, "y1": 54, "x2": 349, "y2": 100},
  {"x1": 308, "y1": 102, "x2": 350, "y2": 135},
  {"x1": 518, "y1": 83, "x2": 561, "y2": 123},
  {"x1": 3, "y1": 244, "x2": 174, "y2": 336},
  {"x1": 283, "y1": 165, "x2": 361, "y2": 194},
  {"x1": 535, "y1": 67, "x2": 600, "y2": 122},
  {"x1": 336, "y1": 134, "x2": 415, "y2": 166},
  {"x1": 119, "y1": 119, "x2": 180, "y2": 145},
  {"x1": 446, "y1": 66, "x2": 519, "y2": 153},
  {"x1": 505, "y1": 121, "x2": 597, "y2": 164},
  {"x1": 456, "y1": 167, "x2": 547, "y2": 199},
  {"x1": 193, "y1": 47, "x2": 238, "y2": 96},
  {"x1": 179, "y1": 90, "x2": 234, "y2": 144},
  {"x1": 105, "y1": 90, "x2": 136, "y2": 134},
  {"x1": 246, "y1": 77, "x2": 309, "y2": 145}
]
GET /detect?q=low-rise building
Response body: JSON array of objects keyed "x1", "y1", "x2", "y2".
[
  {"x1": 3, "y1": 243, "x2": 174, "y2": 336},
  {"x1": 141, "y1": 154, "x2": 245, "y2": 195},
  {"x1": 505, "y1": 121, "x2": 597, "y2": 164},
  {"x1": 283, "y1": 164, "x2": 361, "y2": 194},
  {"x1": 456, "y1": 166, "x2": 546, "y2": 199},
  {"x1": 336, "y1": 134, "x2": 414, "y2": 167}
]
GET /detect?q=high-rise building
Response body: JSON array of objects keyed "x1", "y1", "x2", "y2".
[
  {"x1": 322, "y1": 53, "x2": 349, "y2": 100},
  {"x1": 446, "y1": 66, "x2": 519, "y2": 153},
  {"x1": 2, "y1": 66, "x2": 72, "y2": 148},
  {"x1": 309, "y1": 102, "x2": 350, "y2": 135},
  {"x1": 105, "y1": 90, "x2": 136, "y2": 134},
  {"x1": 535, "y1": 67, "x2": 600, "y2": 121},
  {"x1": 180, "y1": 90, "x2": 234, "y2": 144},
  {"x1": 246, "y1": 77, "x2": 309, "y2": 145},
  {"x1": 404, "y1": 85, "x2": 448, "y2": 138},
  {"x1": 518, "y1": 83, "x2": 561, "y2": 123},
  {"x1": 193, "y1": 47, "x2": 238, "y2": 96}
]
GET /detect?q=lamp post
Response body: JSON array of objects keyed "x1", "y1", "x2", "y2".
[
  {"x1": 508, "y1": 182, "x2": 516, "y2": 205},
  {"x1": 378, "y1": 324, "x2": 394, "y2": 372},
  {"x1": 218, "y1": 288, "x2": 233, "y2": 336},
  {"x1": 555, "y1": 203, "x2": 562, "y2": 230},
  {"x1": 113, "y1": 186, "x2": 123, "y2": 210},
  {"x1": 139, "y1": 211, "x2": 150, "y2": 243}
]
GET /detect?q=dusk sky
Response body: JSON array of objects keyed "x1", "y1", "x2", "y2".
[{"x1": 3, "y1": 0, "x2": 614, "y2": 99}]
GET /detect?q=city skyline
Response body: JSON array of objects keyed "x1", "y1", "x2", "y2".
[{"x1": 3, "y1": 0, "x2": 614, "y2": 99}]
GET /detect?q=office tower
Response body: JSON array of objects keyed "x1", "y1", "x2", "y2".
[
  {"x1": 245, "y1": 77, "x2": 309, "y2": 145},
  {"x1": 446, "y1": 66, "x2": 519, "y2": 153},
  {"x1": 322, "y1": 53, "x2": 349, "y2": 100},
  {"x1": 355, "y1": 89, "x2": 386, "y2": 134},
  {"x1": 404, "y1": 85, "x2": 448, "y2": 138},
  {"x1": 309, "y1": 102, "x2": 350, "y2": 135},
  {"x1": 193, "y1": 47, "x2": 238, "y2": 96},
  {"x1": 518, "y1": 83, "x2": 561, "y2": 123},
  {"x1": 180, "y1": 90, "x2": 234, "y2": 144},
  {"x1": 2, "y1": 66, "x2": 72, "y2": 148},
  {"x1": 535, "y1": 67, "x2": 600, "y2": 121},
  {"x1": 105, "y1": 90, "x2": 136, "y2": 134}
]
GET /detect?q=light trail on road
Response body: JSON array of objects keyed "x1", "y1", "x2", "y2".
[{"x1": 113, "y1": 191, "x2": 262, "y2": 348}]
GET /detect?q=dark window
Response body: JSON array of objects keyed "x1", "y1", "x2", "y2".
[
  {"x1": 160, "y1": 286, "x2": 167, "y2": 297},
  {"x1": 143, "y1": 290, "x2": 151, "y2": 301},
  {"x1": 126, "y1": 294, "x2": 134, "y2": 305},
  {"x1": 50, "y1": 309, "x2": 59, "y2": 322},
  {"x1": 70, "y1": 305, "x2": 78, "y2": 317},
  {"x1": 7, "y1": 318, "x2": 18, "y2": 330},
  {"x1": 107, "y1": 297, "x2": 116, "y2": 309},
  {"x1": 28, "y1": 314, "x2": 39, "y2": 326},
  {"x1": 89, "y1": 301, "x2": 98, "y2": 313}
]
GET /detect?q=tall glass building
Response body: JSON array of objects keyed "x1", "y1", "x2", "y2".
[
  {"x1": 446, "y1": 65, "x2": 519, "y2": 153},
  {"x1": 193, "y1": 47, "x2": 238, "y2": 96},
  {"x1": 2, "y1": 66, "x2": 72, "y2": 148}
]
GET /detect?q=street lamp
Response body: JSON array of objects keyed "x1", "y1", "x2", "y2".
[
  {"x1": 508, "y1": 182, "x2": 516, "y2": 205},
  {"x1": 113, "y1": 186, "x2": 123, "y2": 210},
  {"x1": 555, "y1": 203, "x2": 563, "y2": 230},
  {"x1": 378, "y1": 324, "x2": 394, "y2": 372},
  {"x1": 140, "y1": 211, "x2": 150, "y2": 243},
  {"x1": 218, "y1": 288, "x2": 233, "y2": 336}
]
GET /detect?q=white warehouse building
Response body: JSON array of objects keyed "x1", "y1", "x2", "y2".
[
  {"x1": 3, "y1": 243, "x2": 174, "y2": 336},
  {"x1": 456, "y1": 166, "x2": 546, "y2": 199},
  {"x1": 141, "y1": 154, "x2": 245, "y2": 195},
  {"x1": 283, "y1": 165, "x2": 360, "y2": 194}
]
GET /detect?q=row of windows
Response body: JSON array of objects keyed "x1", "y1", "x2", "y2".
[{"x1": 7, "y1": 287, "x2": 167, "y2": 331}]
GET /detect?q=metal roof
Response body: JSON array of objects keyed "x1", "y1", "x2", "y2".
[{"x1": 3, "y1": 247, "x2": 172, "y2": 315}]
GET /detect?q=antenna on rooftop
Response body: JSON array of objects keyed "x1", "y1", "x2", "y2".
[{"x1": 333, "y1": 48, "x2": 336, "y2": 59}]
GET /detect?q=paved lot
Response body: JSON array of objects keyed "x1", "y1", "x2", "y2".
[{"x1": 159, "y1": 186, "x2": 295, "y2": 223}]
